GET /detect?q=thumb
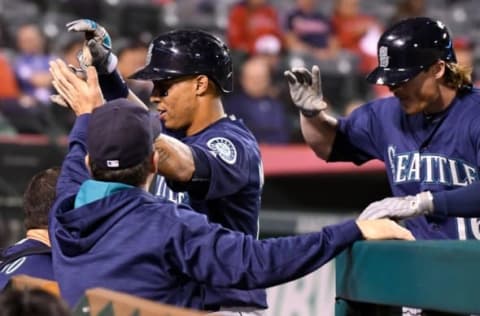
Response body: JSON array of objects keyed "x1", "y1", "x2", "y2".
[{"x1": 87, "y1": 39, "x2": 104, "y2": 58}]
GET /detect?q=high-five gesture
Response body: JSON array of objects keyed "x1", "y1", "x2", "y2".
[
  {"x1": 284, "y1": 65, "x2": 327, "y2": 117},
  {"x1": 66, "y1": 19, "x2": 117, "y2": 74},
  {"x1": 49, "y1": 59, "x2": 104, "y2": 115}
]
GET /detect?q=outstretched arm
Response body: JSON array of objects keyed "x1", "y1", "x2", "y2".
[
  {"x1": 171, "y1": 209, "x2": 413, "y2": 289},
  {"x1": 359, "y1": 182, "x2": 480, "y2": 221}
]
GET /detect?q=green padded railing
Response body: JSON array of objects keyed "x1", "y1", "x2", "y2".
[{"x1": 335, "y1": 240, "x2": 480, "y2": 315}]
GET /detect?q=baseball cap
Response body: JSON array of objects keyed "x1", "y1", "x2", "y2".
[{"x1": 87, "y1": 98, "x2": 161, "y2": 170}]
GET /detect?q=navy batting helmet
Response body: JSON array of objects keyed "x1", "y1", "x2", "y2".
[
  {"x1": 366, "y1": 17, "x2": 456, "y2": 86},
  {"x1": 129, "y1": 29, "x2": 233, "y2": 93}
]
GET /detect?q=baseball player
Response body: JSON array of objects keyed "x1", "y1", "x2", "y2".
[
  {"x1": 62, "y1": 20, "x2": 267, "y2": 314},
  {"x1": 285, "y1": 17, "x2": 480, "y2": 240},
  {"x1": 45, "y1": 60, "x2": 413, "y2": 308},
  {"x1": 0, "y1": 167, "x2": 60, "y2": 289}
]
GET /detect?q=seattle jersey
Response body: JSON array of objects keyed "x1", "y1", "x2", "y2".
[
  {"x1": 0, "y1": 238, "x2": 53, "y2": 289},
  {"x1": 151, "y1": 115, "x2": 266, "y2": 309},
  {"x1": 332, "y1": 90, "x2": 480, "y2": 240}
]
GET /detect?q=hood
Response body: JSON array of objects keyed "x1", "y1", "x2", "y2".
[{"x1": 53, "y1": 180, "x2": 145, "y2": 256}]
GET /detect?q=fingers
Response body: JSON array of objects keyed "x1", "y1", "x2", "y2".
[
  {"x1": 50, "y1": 94, "x2": 70, "y2": 108},
  {"x1": 284, "y1": 68, "x2": 310, "y2": 85},
  {"x1": 392, "y1": 222, "x2": 415, "y2": 241},
  {"x1": 86, "y1": 66, "x2": 100, "y2": 91},
  {"x1": 50, "y1": 59, "x2": 78, "y2": 105},
  {"x1": 284, "y1": 71, "x2": 297, "y2": 85},
  {"x1": 311, "y1": 65, "x2": 322, "y2": 95},
  {"x1": 356, "y1": 219, "x2": 415, "y2": 241},
  {"x1": 383, "y1": 219, "x2": 415, "y2": 241},
  {"x1": 66, "y1": 19, "x2": 97, "y2": 32}
]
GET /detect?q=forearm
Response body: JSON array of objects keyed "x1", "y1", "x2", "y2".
[
  {"x1": 300, "y1": 112, "x2": 338, "y2": 160},
  {"x1": 57, "y1": 115, "x2": 90, "y2": 197},
  {"x1": 154, "y1": 134, "x2": 195, "y2": 182},
  {"x1": 433, "y1": 182, "x2": 480, "y2": 217},
  {"x1": 127, "y1": 90, "x2": 148, "y2": 110},
  {"x1": 185, "y1": 219, "x2": 362, "y2": 289}
]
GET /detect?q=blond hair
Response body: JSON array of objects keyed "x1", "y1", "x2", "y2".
[{"x1": 443, "y1": 62, "x2": 473, "y2": 91}]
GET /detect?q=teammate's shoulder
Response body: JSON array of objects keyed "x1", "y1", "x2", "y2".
[
  {"x1": 457, "y1": 88, "x2": 480, "y2": 109},
  {"x1": 348, "y1": 96, "x2": 400, "y2": 116},
  {"x1": 199, "y1": 116, "x2": 256, "y2": 143}
]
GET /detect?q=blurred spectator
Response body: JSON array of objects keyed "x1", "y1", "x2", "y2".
[
  {"x1": 389, "y1": 0, "x2": 426, "y2": 26},
  {"x1": 0, "y1": 288, "x2": 71, "y2": 316},
  {"x1": 0, "y1": 53, "x2": 20, "y2": 100},
  {"x1": 331, "y1": 0, "x2": 382, "y2": 75},
  {"x1": 13, "y1": 23, "x2": 53, "y2": 106},
  {"x1": 284, "y1": 0, "x2": 339, "y2": 62},
  {"x1": 3, "y1": 23, "x2": 57, "y2": 134},
  {"x1": 227, "y1": 0, "x2": 283, "y2": 57},
  {"x1": 117, "y1": 40, "x2": 152, "y2": 105},
  {"x1": 453, "y1": 36, "x2": 479, "y2": 86},
  {"x1": 0, "y1": 52, "x2": 20, "y2": 135},
  {"x1": 224, "y1": 56, "x2": 290, "y2": 143}
]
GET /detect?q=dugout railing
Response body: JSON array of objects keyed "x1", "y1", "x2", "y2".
[{"x1": 335, "y1": 240, "x2": 480, "y2": 316}]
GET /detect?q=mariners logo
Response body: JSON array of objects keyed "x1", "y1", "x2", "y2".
[
  {"x1": 207, "y1": 137, "x2": 237, "y2": 164},
  {"x1": 379, "y1": 46, "x2": 389, "y2": 67}
]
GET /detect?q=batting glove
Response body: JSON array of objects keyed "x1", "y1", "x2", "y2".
[
  {"x1": 358, "y1": 191, "x2": 434, "y2": 220},
  {"x1": 284, "y1": 65, "x2": 327, "y2": 117},
  {"x1": 66, "y1": 19, "x2": 117, "y2": 74}
]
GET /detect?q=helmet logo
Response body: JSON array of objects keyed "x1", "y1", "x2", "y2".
[
  {"x1": 146, "y1": 43, "x2": 153, "y2": 66},
  {"x1": 379, "y1": 46, "x2": 389, "y2": 68}
]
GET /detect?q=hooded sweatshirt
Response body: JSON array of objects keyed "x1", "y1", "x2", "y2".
[{"x1": 50, "y1": 114, "x2": 363, "y2": 308}]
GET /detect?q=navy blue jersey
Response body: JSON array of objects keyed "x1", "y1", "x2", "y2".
[
  {"x1": 0, "y1": 239, "x2": 53, "y2": 289},
  {"x1": 151, "y1": 116, "x2": 265, "y2": 309},
  {"x1": 50, "y1": 114, "x2": 363, "y2": 308},
  {"x1": 332, "y1": 91, "x2": 480, "y2": 239}
]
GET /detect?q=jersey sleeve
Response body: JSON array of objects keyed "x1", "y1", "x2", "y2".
[
  {"x1": 330, "y1": 102, "x2": 385, "y2": 164},
  {"x1": 184, "y1": 136, "x2": 253, "y2": 200},
  {"x1": 56, "y1": 114, "x2": 91, "y2": 199},
  {"x1": 167, "y1": 205, "x2": 362, "y2": 289}
]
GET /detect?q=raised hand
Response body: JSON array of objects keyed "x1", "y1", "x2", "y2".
[
  {"x1": 66, "y1": 19, "x2": 117, "y2": 74},
  {"x1": 284, "y1": 65, "x2": 327, "y2": 117},
  {"x1": 49, "y1": 59, "x2": 104, "y2": 115}
]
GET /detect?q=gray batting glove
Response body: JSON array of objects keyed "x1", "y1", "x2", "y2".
[
  {"x1": 284, "y1": 65, "x2": 327, "y2": 117},
  {"x1": 66, "y1": 19, "x2": 117, "y2": 74},
  {"x1": 358, "y1": 191, "x2": 434, "y2": 220}
]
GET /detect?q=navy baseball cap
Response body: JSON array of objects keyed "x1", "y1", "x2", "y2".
[{"x1": 87, "y1": 98, "x2": 161, "y2": 170}]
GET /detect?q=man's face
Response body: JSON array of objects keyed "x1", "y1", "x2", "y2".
[
  {"x1": 150, "y1": 76, "x2": 197, "y2": 131},
  {"x1": 388, "y1": 63, "x2": 442, "y2": 115}
]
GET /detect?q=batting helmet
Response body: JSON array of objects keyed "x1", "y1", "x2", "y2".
[
  {"x1": 129, "y1": 30, "x2": 233, "y2": 93},
  {"x1": 366, "y1": 17, "x2": 456, "y2": 86}
]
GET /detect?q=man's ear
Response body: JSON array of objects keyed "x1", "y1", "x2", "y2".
[
  {"x1": 433, "y1": 60, "x2": 446, "y2": 80},
  {"x1": 195, "y1": 75, "x2": 209, "y2": 95},
  {"x1": 85, "y1": 154, "x2": 92, "y2": 175}
]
